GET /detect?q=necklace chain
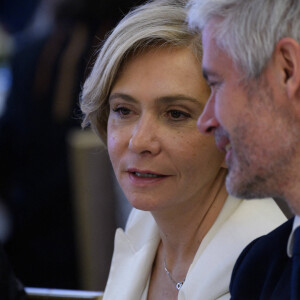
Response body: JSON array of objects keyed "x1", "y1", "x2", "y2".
[{"x1": 163, "y1": 258, "x2": 185, "y2": 290}]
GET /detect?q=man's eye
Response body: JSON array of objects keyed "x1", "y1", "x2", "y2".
[
  {"x1": 208, "y1": 81, "x2": 216, "y2": 88},
  {"x1": 208, "y1": 81, "x2": 220, "y2": 91}
]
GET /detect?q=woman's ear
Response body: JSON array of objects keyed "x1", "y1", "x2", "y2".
[{"x1": 275, "y1": 38, "x2": 300, "y2": 99}]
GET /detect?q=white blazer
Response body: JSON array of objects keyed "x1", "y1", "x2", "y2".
[{"x1": 103, "y1": 196, "x2": 287, "y2": 300}]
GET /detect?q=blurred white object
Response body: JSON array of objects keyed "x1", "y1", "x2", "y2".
[{"x1": 25, "y1": 287, "x2": 103, "y2": 299}]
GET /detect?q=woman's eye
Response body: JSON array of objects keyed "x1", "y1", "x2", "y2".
[
  {"x1": 112, "y1": 107, "x2": 131, "y2": 117},
  {"x1": 167, "y1": 110, "x2": 190, "y2": 120}
]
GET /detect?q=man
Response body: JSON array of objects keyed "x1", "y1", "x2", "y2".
[{"x1": 187, "y1": 0, "x2": 300, "y2": 299}]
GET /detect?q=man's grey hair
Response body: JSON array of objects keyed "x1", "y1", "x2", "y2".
[{"x1": 187, "y1": 0, "x2": 300, "y2": 79}]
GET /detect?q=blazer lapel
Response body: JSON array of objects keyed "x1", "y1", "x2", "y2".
[
  {"x1": 103, "y1": 227, "x2": 160, "y2": 300},
  {"x1": 179, "y1": 196, "x2": 286, "y2": 300}
]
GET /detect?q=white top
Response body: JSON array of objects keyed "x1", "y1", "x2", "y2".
[
  {"x1": 141, "y1": 277, "x2": 150, "y2": 300},
  {"x1": 103, "y1": 196, "x2": 286, "y2": 300}
]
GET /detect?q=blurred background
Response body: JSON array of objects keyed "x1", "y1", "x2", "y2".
[{"x1": 0, "y1": 0, "x2": 145, "y2": 291}]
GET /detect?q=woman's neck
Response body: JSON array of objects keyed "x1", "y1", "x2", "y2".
[{"x1": 151, "y1": 168, "x2": 228, "y2": 275}]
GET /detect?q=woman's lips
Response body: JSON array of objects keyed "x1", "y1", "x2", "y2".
[
  {"x1": 127, "y1": 169, "x2": 169, "y2": 185},
  {"x1": 133, "y1": 171, "x2": 165, "y2": 178}
]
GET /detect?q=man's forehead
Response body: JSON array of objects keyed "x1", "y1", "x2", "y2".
[
  {"x1": 202, "y1": 21, "x2": 219, "y2": 50},
  {"x1": 201, "y1": 16, "x2": 221, "y2": 39},
  {"x1": 201, "y1": 31, "x2": 237, "y2": 81},
  {"x1": 201, "y1": 28, "x2": 222, "y2": 67}
]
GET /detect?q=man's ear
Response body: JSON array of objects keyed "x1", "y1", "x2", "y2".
[{"x1": 275, "y1": 38, "x2": 300, "y2": 99}]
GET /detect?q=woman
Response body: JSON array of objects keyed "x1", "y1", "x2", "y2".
[{"x1": 80, "y1": 0, "x2": 286, "y2": 299}]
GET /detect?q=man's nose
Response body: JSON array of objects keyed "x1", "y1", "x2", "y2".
[{"x1": 197, "y1": 97, "x2": 219, "y2": 135}]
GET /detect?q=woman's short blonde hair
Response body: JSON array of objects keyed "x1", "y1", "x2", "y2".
[{"x1": 80, "y1": 0, "x2": 202, "y2": 143}]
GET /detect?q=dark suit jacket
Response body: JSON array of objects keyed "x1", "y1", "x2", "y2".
[{"x1": 230, "y1": 218, "x2": 294, "y2": 300}]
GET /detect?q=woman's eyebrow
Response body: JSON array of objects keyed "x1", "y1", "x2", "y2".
[
  {"x1": 156, "y1": 95, "x2": 203, "y2": 108},
  {"x1": 109, "y1": 93, "x2": 204, "y2": 108},
  {"x1": 109, "y1": 93, "x2": 138, "y2": 103}
]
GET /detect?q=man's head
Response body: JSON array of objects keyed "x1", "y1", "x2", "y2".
[
  {"x1": 188, "y1": 0, "x2": 300, "y2": 80},
  {"x1": 187, "y1": 0, "x2": 300, "y2": 210}
]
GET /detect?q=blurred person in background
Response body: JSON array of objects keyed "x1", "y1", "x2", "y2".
[
  {"x1": 0, "y1": 0, "x2": 144, "y2": 289},
  {"x1": 0, "y1": 0, "x2": 40, "y2": 35},
  {"x1": 0, "y1": 0, "x2": 37, "y2": 298}
]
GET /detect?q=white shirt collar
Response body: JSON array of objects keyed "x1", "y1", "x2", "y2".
[{"x1": 287, "y1": 215, "x2": 300, "y2": 257}]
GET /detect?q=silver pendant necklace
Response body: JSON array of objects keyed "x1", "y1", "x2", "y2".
[{"x1": 163, "y1": 258, "x2": 185, "y2": 290}]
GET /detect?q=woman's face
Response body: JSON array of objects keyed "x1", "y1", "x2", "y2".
[{"x1": 107, "y1": 47, "x2": 225, "y2": 211}]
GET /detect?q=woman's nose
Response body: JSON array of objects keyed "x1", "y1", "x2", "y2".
[
  {"x1": 197, "y1": 97, "x2": 219, "y2": 135},
  {"x1": 129, "y1": 116, "x2": 161, "y2": 155}
]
